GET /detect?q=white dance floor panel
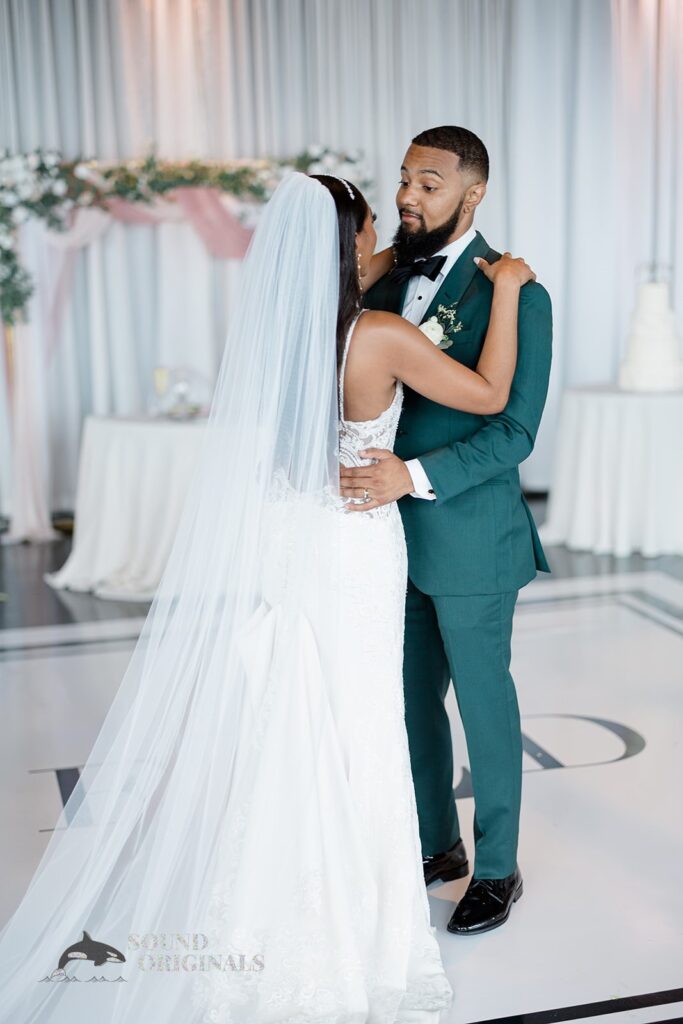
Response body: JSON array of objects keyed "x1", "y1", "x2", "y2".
[{"x1": 1, "y1": 572, "x2": 682, "y2": 1024}]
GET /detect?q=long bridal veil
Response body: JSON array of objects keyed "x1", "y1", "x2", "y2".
[{"x1": 0, "y1": 172, "x2": 351, "y2": 1022}]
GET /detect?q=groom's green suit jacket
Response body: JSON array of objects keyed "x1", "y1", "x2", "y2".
[{"x1": 364, "y1": 230, "x2": 552, "y2": 596}]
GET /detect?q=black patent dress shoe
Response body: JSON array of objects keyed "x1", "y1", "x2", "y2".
[
  {"x1": 447, "y1": 867, "x2": 523, "y2": 934},
  {"x1": 423, "y1": 838, "x2": 469, "y2": 886}
]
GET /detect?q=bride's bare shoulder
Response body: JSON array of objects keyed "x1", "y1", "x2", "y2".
[
  {"x1": 351, "y1": 310, "x2": 425, "y2": 380},
  {"x1": 359, "y1": 309, "x2": 403, "y2": 329},
  {"x1": 357, "y1": 309, "x2": 413, "y2": 344}
]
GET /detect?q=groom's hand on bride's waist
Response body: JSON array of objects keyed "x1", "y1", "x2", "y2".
[{"x1": 340, "y1": 449, "x2": 414, "y2": 511}]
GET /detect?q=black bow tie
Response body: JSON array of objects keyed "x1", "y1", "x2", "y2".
[{"x1": 390, "y1": 254, "x2": 447, "y2": 286}]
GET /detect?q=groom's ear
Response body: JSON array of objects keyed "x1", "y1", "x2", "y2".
[{"x1": 463, "y1": 180, "x2": 487, "y2": 215}]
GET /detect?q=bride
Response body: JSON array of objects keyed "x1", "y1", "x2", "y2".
[{"x1": 0, "y1": 171, "x2": 533, "y2": 1023}]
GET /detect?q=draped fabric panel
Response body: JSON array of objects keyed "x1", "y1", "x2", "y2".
[{"x1": 0, "y1": 0, "x2": 681, "y2": 519}]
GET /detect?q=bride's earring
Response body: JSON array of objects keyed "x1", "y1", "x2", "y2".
[{"x1": 356, "y1": 250, "x2": 365, "y2": 285}]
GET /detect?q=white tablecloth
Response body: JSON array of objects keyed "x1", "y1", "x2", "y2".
[
  {"x1": 540, "y1": 386, "x2": 683, "y2": 557},
  {"x1": 45, "y1": 415, "x2": 207, "y2": 600}
]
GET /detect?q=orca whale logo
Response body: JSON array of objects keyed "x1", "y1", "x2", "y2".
[{"x1": 46, "y1": 930, "x2": 126, "y2": 981}]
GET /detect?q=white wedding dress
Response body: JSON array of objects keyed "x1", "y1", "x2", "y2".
[{"x1": 191, "y1": 312, "x2": 453, "y2": 1022}]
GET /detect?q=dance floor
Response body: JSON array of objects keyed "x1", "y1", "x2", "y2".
[{"x1": 1, "y1": 558, "x2": 682, "y2": 1023}]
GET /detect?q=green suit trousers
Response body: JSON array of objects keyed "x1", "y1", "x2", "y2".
[{"x1": 403, "y1": 577, "x2": 521, "y2": 879}]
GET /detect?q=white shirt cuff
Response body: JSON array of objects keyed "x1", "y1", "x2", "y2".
[{"x1": 405, "y1": 459, "x2": 436, "y2": 500}]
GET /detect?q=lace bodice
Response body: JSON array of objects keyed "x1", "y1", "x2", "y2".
[{"x1": 338, "y1": 311, "x2": 404, "y2": 520}]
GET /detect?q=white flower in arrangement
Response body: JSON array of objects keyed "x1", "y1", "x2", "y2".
[
  {"x1": 73, "y1": 162, "x2": 108, "y2": 189},
  {"x1": 52, "y1": 178, "x2": 68, "y2": 196},
  {"x1": 16, "y1": 181, "x2": 35, "y2": 201},
  {"x1": 0, "y1": 232, "x2": 14, "y2": 250},
  {"x1": 11, "y1": 206, "x2": 29, "y2": 225},
  {"x1": 322, "y1": 153, "x2": 337, "y2": 169},
  {"x1": 306, "y1": 162, "x2": 326, "y2": 175},
  {"x1": 0, "y1": 155, "x2": 19, "y2": 174},
  {"x1": 307, "y1": 143, "x2": 325, "y2": 159},
  {"x1": 419, "y1": 316, "x2": 448, "y2": 346},
  {"x1": 44, "y1": 151, "x2": 60, "y2": 167},
  {"x1": 1, "y1": 191, "x2": 19, "y2": 207}
]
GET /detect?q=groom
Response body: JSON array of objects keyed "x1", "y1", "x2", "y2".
[{"x1": 341, "y1": 126, "x2": 552, "y2": 934}]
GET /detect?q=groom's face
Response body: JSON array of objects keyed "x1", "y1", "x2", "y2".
[{"x1": 395, "y1": 144, "x2": 470, "y2": 242}]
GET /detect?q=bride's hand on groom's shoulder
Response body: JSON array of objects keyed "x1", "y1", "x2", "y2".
[{"x1": 475, "y1": 252, "x2": 536, "y2": 288}]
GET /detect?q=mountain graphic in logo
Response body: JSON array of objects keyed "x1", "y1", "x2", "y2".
[{"x1": 40, "y1": 930, "x2": 127, "y2": 982}]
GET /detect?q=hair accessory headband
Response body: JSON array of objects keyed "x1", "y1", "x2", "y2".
[{"x1": 332, "y1": 176, "x2": 355, "y2": 201}]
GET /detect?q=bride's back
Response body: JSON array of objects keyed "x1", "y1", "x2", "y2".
[{"x1": 339, "y1": 310, "x2": 400, "y2": 423}]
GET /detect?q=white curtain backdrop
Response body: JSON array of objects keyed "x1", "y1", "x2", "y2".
[{"x1": 0, "y1": 0, "x2": 681, "y2": 518}]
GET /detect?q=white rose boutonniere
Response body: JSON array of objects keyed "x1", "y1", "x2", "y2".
[
  {"x1": 419, "y1": 303, "x2": 464, "y2": 351},
  {"x1": 419, "y1": 316, "x2": 448, "y2": 347}
]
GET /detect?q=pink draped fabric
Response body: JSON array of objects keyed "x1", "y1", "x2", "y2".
[
  {"x1": 5, "y1": 189, "x2": 254, "y2": 543},
  {"x1": 102, "y1": 196, "x2": 165, "y2": 224},
  {"x1": 102, "y1": 191, "x2": 253, "y2": 258},
  {"x1": 43, "y1": 193, "x2": 253, "y2": 354},
  {"x1": 173, "y1": 188, "x2": 253, "y2": 258}
]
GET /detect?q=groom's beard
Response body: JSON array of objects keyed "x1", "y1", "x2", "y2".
[{"x1": 392, "y1": 199, "x2": 464, "y2": 263}]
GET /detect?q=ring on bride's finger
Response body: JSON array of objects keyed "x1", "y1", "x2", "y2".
[{"x1": 363, "y1": 488, "x2": 370, "y2": 502}]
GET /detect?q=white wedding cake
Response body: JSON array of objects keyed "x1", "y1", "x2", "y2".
[{"x1": 619, "y1": 281, "x2": 683, "y2": 391}]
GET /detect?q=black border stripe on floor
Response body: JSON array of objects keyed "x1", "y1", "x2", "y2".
[{"x1": 470, "y1": 986, "x2": 683, "y2": 1023}]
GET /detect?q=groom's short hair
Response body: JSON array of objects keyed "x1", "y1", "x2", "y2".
[{"x1": 412, "y1": 126, "x2": 489, "y2": 182}]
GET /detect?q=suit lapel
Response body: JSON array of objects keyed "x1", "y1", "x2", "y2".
[{"x1": 421, "y1": 231, "x2": 493, "y2": 324}]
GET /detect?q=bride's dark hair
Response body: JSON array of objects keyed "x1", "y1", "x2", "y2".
[{"x1": 309, "y1": 174, "x2": 370, "y2": 366}]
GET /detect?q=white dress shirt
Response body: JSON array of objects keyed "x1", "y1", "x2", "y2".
[{"x1": 402, "y1": 226, "x2": 478, "y2": 500}]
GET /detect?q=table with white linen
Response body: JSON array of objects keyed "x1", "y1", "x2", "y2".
[
  {"x1": 45, "y1": 415, "x2": 207, "y2": 600},
  {"x1": 540, "y1": 386, "x2": 683, "y2": 557}
]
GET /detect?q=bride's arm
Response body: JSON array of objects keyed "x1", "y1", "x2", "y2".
[
  {"x1": 362, "y1": 247, "x2": 395, "y2": 291},
  {"x1": 376, "y1": 254, "x2": 535, "y2": 414}
]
